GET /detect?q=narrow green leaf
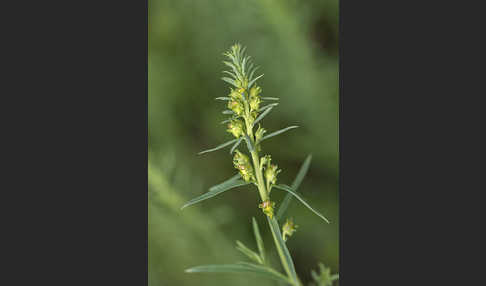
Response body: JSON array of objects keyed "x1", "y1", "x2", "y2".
[
  {"x1": 267, "y1": 217, "x2": 298, "y2": 283},
  {"x1": 248, "y1": 74, "x2": 264, "y2": 89},
  {"x1": 240, "y1": 46, "x2": 247, "y2": 58},
  {"x1": 273, "y1": 184, "x2": 330, "y2": 223},
  {"x1": 215, "y1": 97, "x2": 231, "y2": 101},
  {"x1": 225, "y1": 52, "x2": 237, "y2": 63},
  {"x1": 230, "y1": 137, "x2": 243, "y2": 154},
  {"x1": 236, "y1": 241, "x2": 263, "y2": 264},
  {"x1": 252, "y1": 106, "x2": 273, "y2": 127},
  {"x1": 260, "y1": 126, "x2": 299, "y2": 143},
  {"x1": 222, "y1": 70, "x2": 237, "y2": 79},
  {"x1": 242, "y1": 57, "x2": 248, "y2": 75},
  {"x1": 198, "y1": 138, "x2": 238, "y2": 155},
  {"x1": 208, "y1": 173, "x2": 240, "y2": 191},
  {"x1": 222, "y1": 77, "x2": 238, "y2": 87},
  {"x1": 181, "y1": 179, "x2": 250, "y2": 210},
  {"x1": 276, "y1": 155, "x2": 312, "y2": 220},
  {"x1": 252, "y1": 217, "x2": 265, "y2": 263},
  {"x1": 258, "y1": 103, "x2": 279, "y2": 112},
  {"x1": 185, "y1": 263, "x2": 292, "y2": 284},
  {"x1": 261, "y1": 97, "x2": 279, "y2": 101},
  {"x1": 221, "y1": 116, "x2": 242, "y2": 125},
  {"x1": 244, "y1": 134, "x2": 255, "y2": 152},
  {"x1": 289, "y1": 155, "x2": 312, "y2": 192},
  {"x1": 222, "y1": 110, "x2": 234, "y2": 115},
  {"x1": 247, "y1": 62, "x2": 255, "y2": 79},
  {"x1": 249, "y1": 66, "x2": 260, "y2": 82},
  {"x1": 223, "y1": 61, "x2": 243, "y2": 80}
]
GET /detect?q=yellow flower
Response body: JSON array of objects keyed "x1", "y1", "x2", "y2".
[
  {"x1": 259, "y1": 200, "x2": 276, "y2": 219},
  {"x1": 228, "y1": 99, "x2": 244, "y2": 115},
  {"x1": 227, "y1": 120, "x2": 244, "y2": 138},
  {"x1": 282, "y1": 218, "x2": 298, "y2": 241},
  {"x1": 233, "y1": 150, "x2": 255, "y2": 182}
]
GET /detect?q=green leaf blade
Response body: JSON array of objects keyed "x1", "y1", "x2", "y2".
[
  {"x1": 267, "y1": 217, "x2": 298, "y2": 284},
  {"x1": 208, "y1": 173, "x2": 240, "y2": 191},
  {"x1": 252, "y1": 217, "x2": 265, "y2": 263},
  {"x1": 260, "y1": 126, "x2": 299, "y2": 143},
  {"x1": 230, "y1": 137, "x2": 244, "y2": 154},
  {"x1": 180, "y1": 179, "x2": 249, "y2": 210},
  {"x1": 248, "y1": 73, "x2": 264, "y2": 89},
  {"x1": 252, "y1": 106, "x2": 273, "y2": 127},
  {"x1": 244, "y1": 134, "x2": 255, "y2": 152},
  {"x1": 273, "y1": 184, "x2": 330, "y2": 223},
  {"x1": 185, "y1": 263, "x2": 292, "y2": 284},
  {"x1": 198, "y1": 138, "x2": 238, "y2": 155},
  {"x1": 236, "y1": 241, "x2": 263, "y2": 264},
  {"x1": 215, "y1": 96, "x2": 231, "y2": 101},
  {"x1": 276, "y1": 155, "x2": 312, "y2": 220},
  {"x1": 258, "y1": 103, "x2": 279, "y2": 112},
  {"x1": 221, "y1": 77, "x2": 239, "y2": 87},
  {"x1": 261, "y1": 97, "x2": 279, "y2": 101}
]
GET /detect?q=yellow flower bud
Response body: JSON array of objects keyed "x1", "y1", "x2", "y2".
[
  {"x1": 259, "y1": 200, "x2": 276, "y2": 219},
  {"x1": 228, "y1": 99, "x2": 244, "y2": 115},
  {"x1": 249, "y1": 95, "x2": 261, "y2": 111},
  {"x1": 255, "y1": 125, "x2": 266, "y2": 142},
  {"x1": 250, "y1": 86, "x2": 262, "y2": 98},
  {"x1": 227, "y1": 120, "x2": 244, "y2": 138},
  {"x1": 265, "y1": 163, "x2": 281, "y2": 188},
  {"x1": 233, "y1": 150, "x2": 255, "y2": 182},
  {"x1": 229, "y1": 89, "x2": 242, "y2": 100},
  {"x1": 282, "y1": 218, "x2": 298, "y2": 241}
]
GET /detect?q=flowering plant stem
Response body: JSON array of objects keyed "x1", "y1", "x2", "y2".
[
  {"x1": 183, "y1": 44, "x2": 338, "y2": 286},
  {"x1": 244, "y1": 103, "x2": 298, "y2": 284}
]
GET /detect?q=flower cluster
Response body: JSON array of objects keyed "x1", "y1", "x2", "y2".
[
  {"x1": 258, "y1": 200, "x2": 276, "y2": 219},
  {"x1": 233, "y1": 150, "x2": 255, "y2": 182},
  {"x1": 282, "y1": 218, "x2": 298, "y2": 241},
  {"x1": 260, "y1": 155, "x2": 281, "y2": 193},
  {"x1": 227, "y1": 119, "x2": 244, "y2": 138},
  {"x1": 221, "y1": 44, "x2": 281, "y2": 218}
]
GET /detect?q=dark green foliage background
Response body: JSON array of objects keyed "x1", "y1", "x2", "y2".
[{"x1": 149, "y1": 0, "x2": 339, "y2": 285}]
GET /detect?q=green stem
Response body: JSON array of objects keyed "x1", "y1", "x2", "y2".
[{"x1": 242, "y1": 103, "x2": 299, "y2": 285}]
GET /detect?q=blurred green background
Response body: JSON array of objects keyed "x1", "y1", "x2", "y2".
[{"x1": 148, "y1": 0, "x2": 338, "y2": 285}]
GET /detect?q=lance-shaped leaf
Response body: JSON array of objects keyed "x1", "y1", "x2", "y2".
[
  {"x1": 252, "y1": 106, "x2": 274, "y2": 127},
  {"x1": 273, "y1": 184, "x2": 330, "y2": 223},
  {"x1": 242, "y1": 56, "x2": 249, "y2": 75},
  {"x1": 208, "y1": 173, "x2": 240, "y2": 191},
  {"x1": 236, "y1": 241, "x2": 263, "y2": 264},
  {"x1": 248, "y1": 74, "x2": 264, "y2": 89},
  {"x1": 185, "y1": 263, "x2": 292, "y2": 284},
  {"x1": 198, "y1": 138, "x2": 238, "y2": 155},
  {"x1": 181, "y1": 178, "x2": 249, "y2": 210},
  {"x1": 244, "y1": 134, "x2": 255, "y2": 152},
  {"x1": 222, "y1": 110, "x2": 235, "y2": 115},
  {"x1": 252, "y1": 217, "x2": 265, "y2": 263},
  {"x1": 259, "y1": 126, "x2": 299, "y2": 143},
  {"x1": 221, "y1": 115, "x2": 242, "y2": 125},
  {"x1": 267, "y1": 217, "x2": 298, "y2": 284},
  {"x1": 249, "y1": 66, "x2": 260, "y2": 82},
  {"x1": 222, "y1": 77, "x2": 239, "y2": 87},
  {"x1": 230, "y1": 137, "x2": 243, "y2": 154},
  {"x1": 222, "y1": 70, "x2": 237, "y2": 79},
  {"x1": 223, "y1": 61, "x2": 243, "y2": 80},
  {"x1": 215, "y1": 96, "x2": 231, "y2": 101},
  {"x1": 276, "y1": 155, "x2": 312, "y2": 220},
  {"x1": 261, "y1": 97, "x2": 279, "y2": 101},
  {"x1": 258, "y1": 103, "x2": 279, "y2": 112}
]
